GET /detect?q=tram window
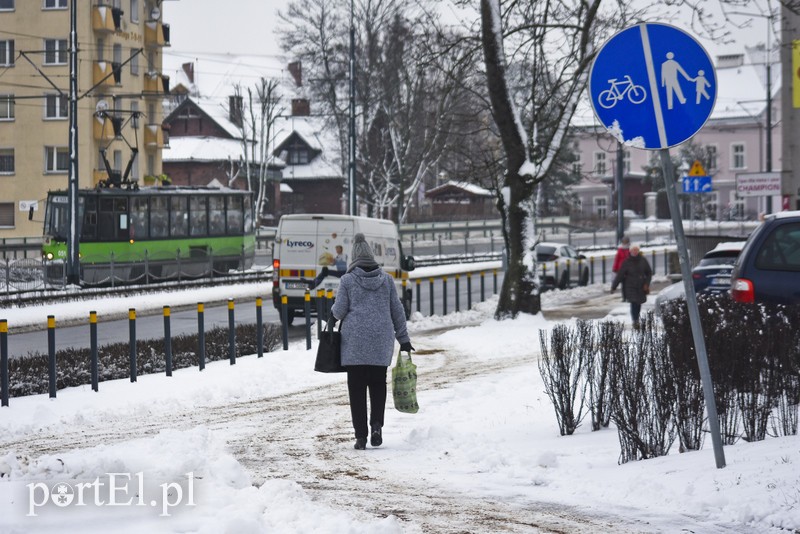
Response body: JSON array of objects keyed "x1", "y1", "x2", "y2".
[
  {"x1": 81, "y1": 196, "x2": 97, "y2": 240},
  {"x1": 97, "y1": 197, "x2": 129, "y2": 240},
  {"x1": 130, "y1": 197, "x2": 149, "y2": 240},
  {"x1": 170, "y1": 196, "x2": 188, "y2": 237},
  {"x1": 243, "y1": 196, "x2": 253, "y2": 233},
  {"x1": 189, "y1": 196, "x2": 207, "y2": 236},
  {"x1": 150, "y1": 196, "x2": 168, "y2": 238},
  {"x1": 226, "y1": 195, "x2": 243, "y2": 235},
  {"x1": 209, "y1": 196, "x2": 225, "y2": 236}
]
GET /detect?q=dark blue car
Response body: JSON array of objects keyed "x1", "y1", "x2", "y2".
[
  {"x1": 691, "y1": 241, "x2": 744, "y2": 294},
  {"x1": 731, "y1": 211, "x2": 800, "y2": 305}
]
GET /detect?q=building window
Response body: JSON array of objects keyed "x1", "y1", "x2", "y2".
[
  {"x1": 289, "y1": 149, "x2": 309, "y2": 165},
  {"x1": 594, "y1": 151, "x2": 607, "y2": 175},
  {"x1": 131, "y1": 100, "x2": 139, "y2": 129},
  {"x1": 45, "y1": 146, "x2": 68, "y2": 173},
  {"x1": 130, "y1": 0, "x2": 138, "y2": 22},
  {"x1": 0, "y1": 40, "x2": 14, "y2": 66},
  {"x1": 130, "y1": 48, "x2": 139, "y2": 75},
  {"x1": 731, "y1": 143, "x2": 746, "y2": 170},
  {"x1": 0, "y1": 148, "x2": 14, "y2": 174},
  {"x1": 45, "y1": 93, "x2": 67, "y2": 119},
  {"x1": 43, "y1": 0, "x2": 67, "y2": 9},
  {"x1": 44, "y1": 39, "x2": 67, "y2": 65},
  {"x1": 0, "y1": 203, "x2": 13, "y2": 227},
  {"x1": 571, "y1": 162, "x2": 582, "y2": 176},
  {"x1": 706, "y1": 145, "x2": 718, "y2": 170},
  {"x1": 594, "y1": 197, "x2": 607, "y2": 218},
  {"x1": 623, "y1": 149, "x2": 631, "y2": 174},
  {"x1": 0, "y1": 0, "x2": 13, "y2": 11},
  {"x1": 0, "y1": 95, "x2": 14, "y2": 120},
  {"x1": 97, "y1": 38, "x2": 104, "y2": 62}
]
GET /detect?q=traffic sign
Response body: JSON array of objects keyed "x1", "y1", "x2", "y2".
[
  {"x1": 589, "y1": 23, "x2": 717, "y2": 150},
  {"x1": 688, "y1": 160, "x2": 706, "y2": 177},
  {"x1": 682, "y1": 175, "x2": 712, "y2": 194}
]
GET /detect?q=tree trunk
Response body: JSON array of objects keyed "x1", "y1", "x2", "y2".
[{"x1": 480, "y1": 0, "x2": 540, "y2": 318}]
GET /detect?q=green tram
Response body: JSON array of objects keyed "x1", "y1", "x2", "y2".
[{"x1": 42, "y1": 187, "x2": 256, "y2": 285}]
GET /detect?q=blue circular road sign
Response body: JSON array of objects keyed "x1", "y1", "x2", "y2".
[{"x1": 589, "y1": 23, "x2": 717, "y2": 150}]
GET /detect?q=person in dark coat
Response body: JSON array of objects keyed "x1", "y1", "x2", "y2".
[
  {"x1": 331, "y1": 233, "x2": 413, "y2": 450},
  {"x1": 611, "y1": 244, "x2": 652, "y2": 327},
  {"x1": 612, "y1": 235, "x2": 631, "y2": 302}
]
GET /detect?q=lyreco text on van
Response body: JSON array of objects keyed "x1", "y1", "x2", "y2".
[{"x1": 271, "y1": 214, "x2": 415, "y2": 325}]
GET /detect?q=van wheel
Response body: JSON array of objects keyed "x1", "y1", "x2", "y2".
[
  {"x1": 579, "y1": 267, "x2": 589, "y2": 286},
  {"x1": 558, "y1": 271, "x2": 570, "y2": 290}
]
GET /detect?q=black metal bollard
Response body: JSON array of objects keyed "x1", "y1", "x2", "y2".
[
  {"x1": 47, "y1": 315, "x2": 56, "y2": 398},
  {"x1": 651, "y1": 250, "x2": 657, "y2": 275},
  {"x1": 304, "y1": 290, "x2": 312, "y2": 350},
  {"x1": 429, "y1": 278, "x2": 434, "y2": 316},
  {"x1": 443, "y1": 276, "x2": 448, "y2": 315},
  {"x1": 228, "y1": 299, "x2": 236, "y2": 365},
  {"x1": 316, "y1": 289, "x2": 324, "y2": 337},
  {"x1": 590, "y1": 257, "x2": 595, "y2": 285},
  {"x1": 198, "y1": 302, "x2": 206, "y2": 370},
  {"x1": 128, "y1": 308, "x2": 137, "y2": 383},
  {"x1": 256, "y1": 297, "x2": 263, "y2": 358},
  {"x1": 415, "y1": 279, "x2": 421, "y2": 313},
  {"x1": 280, "y1": 296, "x2": 289, "y2": 350},
  {"x1": 164, "y1": 306, "x2": 173, "y2": 376},
  {"x1": 326, "y1": 289, "x2": 334, "y2": 321},
  {"x1": 467, "y1": 272, "x2": 472, "y2": 310},
  {"x1": 493, "y1": 270, "x2": 498, "y2": 294},
  {"x1": 90, "y1": 311, "x2": 99, "y2": 391},
  {"x1": 455, "y1": 275, "x2": 460, "y2": 312},
  {"x1": 602, "y1": 256, "x2": 607, "y2": 284},
  {"x1": 480, "y1": 272, "x2": 486, "y2": 302},
  {"x1": 1, "y1": 319, "x2": 8, "y2": 407}
]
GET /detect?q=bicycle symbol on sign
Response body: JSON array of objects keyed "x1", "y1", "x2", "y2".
[{"x1": 598, "y1": 75, "x2": 647, "y2": 109}]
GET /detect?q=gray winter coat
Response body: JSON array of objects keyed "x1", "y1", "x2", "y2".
[
  {"x1": 330, "y1": 267, "x2": 410, "y2": 367},
  {"x1": 611, "y1": 254, "x2": 653, "y2": 304}
]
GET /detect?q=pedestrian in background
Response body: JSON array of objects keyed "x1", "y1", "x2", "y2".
[
  {"x1": 612, "y1": 235, "x2": 631, "y2": 301},
  {"x1": 611, "y1": 244, "x2": 652, "y2": 328},
  {"x1": 331, "y1": 233, "x2": 414, "y2": 450}
]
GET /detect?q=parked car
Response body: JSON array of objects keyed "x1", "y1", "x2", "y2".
[
  {"x1": 654, "y1": 241, "x2": 745, "y2": 314},
  {"x1": 532, "y1": 242, "x2": 590, "y2": 289},
  {"x1": 730, "y1": 211, "x2": 800, "y2": 305},
  {"x1": 691, "y1": 241, "x2": 745, "y2": 294}
]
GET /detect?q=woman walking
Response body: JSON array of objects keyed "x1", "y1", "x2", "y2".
[
  {"x1": 611, "y1": 244, "x2": 652, "y2": 327},
  {"x1": 612, "y1": 235, "x2": 631, "y2": 301},
  {"x1": 331, "y1": 233, "x2": 414, "y2": 450}
]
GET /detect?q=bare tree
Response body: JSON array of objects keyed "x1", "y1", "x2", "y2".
[{"x1": 230, "y1": 79, "x2": 284, "y2": 221}]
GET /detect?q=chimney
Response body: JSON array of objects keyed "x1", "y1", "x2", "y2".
[
  {"x1": 182, "y1": 62, "x2": 194, "y2": 83},
  {"x1": 229, "y1": 95, "x2": 243, "y2": 127},
  {"x1": 291, "y1": 98, "x2": 310, "y2": 117},
  {"x1": 288, "y1": 61, "x2": 302, "y2": 87}
]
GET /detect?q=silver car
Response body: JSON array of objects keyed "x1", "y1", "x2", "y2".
[{"x1": 534, "y1": 242, "x2": 590, "y2": 289}]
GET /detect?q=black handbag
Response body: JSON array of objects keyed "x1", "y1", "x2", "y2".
[{"x1": 314, "y1": 320, "x2": 345, "y2": 373}]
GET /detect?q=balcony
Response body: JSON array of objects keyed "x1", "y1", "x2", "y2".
[
  {"x1": 92, "y1": 115, "x2": 116, "y2": 142},
  {"x1": 144, "y1": 124, "x2": 164, "y2": 148},
  {"x1": 143, "y1": 72, "x2": 170, "y2": 95},
  {"x1": 145, "y1": 22, "x2": 170, "y2": 47},
  {"x1": 92, "y1": 5, "x2": 123, "y2": 33},
  {"x1": 93, "y1": 61, "x2": 121, "y2": 87}
]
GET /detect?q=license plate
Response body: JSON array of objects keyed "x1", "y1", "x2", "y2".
[
  {"x1": 711, "y1": 277, "x2": 730, "y2": 286},
  {"x1": 285, "y1": 281, "x2": 308, "y2": 290}
]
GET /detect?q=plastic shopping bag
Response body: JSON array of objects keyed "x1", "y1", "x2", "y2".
[{"x1": 392, "y1": 350, "x2": 419, "y2": 414}]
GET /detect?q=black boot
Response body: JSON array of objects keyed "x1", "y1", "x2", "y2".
[
  {"x1": 370, "y1": 427, "x2": 382, "y2": 447},
  {"x1": 354, "y1": 437, "x2": 367, "y2": 450}
]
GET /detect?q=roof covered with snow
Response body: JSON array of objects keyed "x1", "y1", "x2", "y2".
[
  {"x1": 164, "y1": 136, "x2": 285, "y2": 168},
  {"x1": 426, "y1": 181, "x2": 493, "y2": 198}
]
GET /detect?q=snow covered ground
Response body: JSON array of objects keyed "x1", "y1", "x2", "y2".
[{"x1": 0, "y1": 281, "x2": 798, "y2": 533}]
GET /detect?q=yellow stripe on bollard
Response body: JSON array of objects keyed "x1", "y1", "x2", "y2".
[
  {"x1": 90, "y1": 311, "x2": 97, "y2": 324},
  {"x1": 304, "y1": 290, "x2": 311, "y2": 302},
  {"x1": 163, "y1": 306, "x2": 170, "y2": 317},
  {"x1": 0, "y1": 319, "x2": 6, "y2": 333},
  {"x1": 256, "y1": 297, "x2": 262, "y2": 307},
  {"x1": 128, "y1": 309, "x2": 136, "y2": 320},
  {"x1": 228, "y1": 299, "x2": 234, "y2": 310},
  {"x1": 198, "y1": 302, "x2": 204, "y2": 313},
  {"x1": 48, "y1": 316, "x2": 55, "y2": 329},
  {"x1": 282, "y1": 295, "x2": 288, "y2": 305}
]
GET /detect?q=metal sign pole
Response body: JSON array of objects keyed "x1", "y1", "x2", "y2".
[
  {"x1": 659, "y1": 148, "x2": 726, "y2": 469},
  {"x1": 66, "y1": 0, "x2": 80, "y2": 285}
]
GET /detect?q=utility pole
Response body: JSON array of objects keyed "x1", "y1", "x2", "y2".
[
  {"x1": 348, "y1": 0, "x2": 357, "y2": 216},
  {"x1": 616, "y1": 141, "x2": 625, "y2": 243},
  {"x1": 765, "y1": 10, "x2": 773, "y2": 214},
  {"x1": 66, "y1": 0, "x2": 80, "y2": 285}
]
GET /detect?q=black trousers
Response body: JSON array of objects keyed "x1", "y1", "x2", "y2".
[{"x1": 346, "y1": 365, "x2": 387, "y2": 439}]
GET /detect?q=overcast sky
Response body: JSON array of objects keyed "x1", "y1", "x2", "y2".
[{"x1": 162, "y1": 0, "x2": 774, "y2": 67}]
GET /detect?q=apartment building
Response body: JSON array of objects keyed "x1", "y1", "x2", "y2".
[{"x1": 0, "y1": 0, "x2": 170, "y2": 238}]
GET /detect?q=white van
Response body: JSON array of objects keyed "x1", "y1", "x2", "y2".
[{"x1": 271, "y1": 214, "x2": 415, "y2": 325}]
